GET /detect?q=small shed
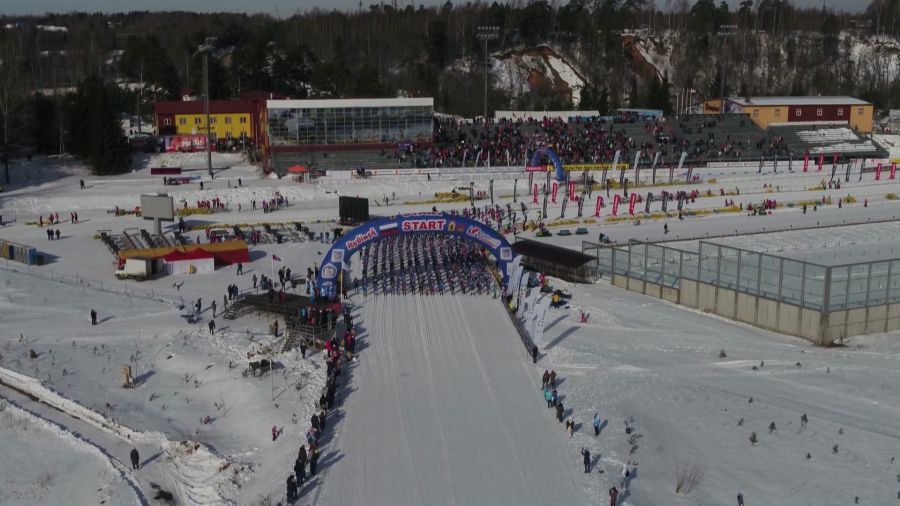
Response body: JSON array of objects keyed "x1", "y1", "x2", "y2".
[
  {"x1": 511, "y1": 239, "x2": 600, "y2": 283},
  {"x1": 163, "y1": 249, "x2": 215, "y2": 275}
]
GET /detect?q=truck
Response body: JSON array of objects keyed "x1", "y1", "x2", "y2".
[{"x1": 115, "y1": 257, "x2": 154, "y2": 281}]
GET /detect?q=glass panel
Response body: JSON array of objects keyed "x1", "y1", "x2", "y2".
[
  {"x1": 664, "y1": 248, "x2": 681, "y2": 288},
  {"x1": 718, "y1": 246, "x2": 740, "y2": 290},
  {"x1": 889, "y1": 261, "x2": 900, "y2": 303},
  {"x1": 645, "y1": 245, "x2": 664, "y2": 284},
  {"x1": 829, "y1": 266, "x2": 849, "y2": 310},
  {"x1": 738, "y1": 251, "x2": 760, "y2": 295},
  {"x1": 846, "y1": 264, "x2": 870, "y2": 308},
  {"x1": 781, "y1": 259, "x2": 803, "y2": 306},
  {"x1": 868, "y1": 262, "x2": 889, "y2": 306},
  {"x1": 682, "y1": 251, "x2": 699, "y2": 280},
  {"x1": 699, "y1": 243, "x2": 719, "y2": 284},
  {"x1": 804, "y1": 264, "x2": 825, "y2": 310},
  {"x1": 758, "y1": 255, "x2": 781, "y2": 300},
  {"x1": 613, "y1": 248, "x2": 629, "y2": 275},
  {"x1": 631, "y1": 244, "x2": 646, "y2": 281}
]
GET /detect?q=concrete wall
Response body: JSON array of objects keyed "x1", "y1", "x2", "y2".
[
  {"x1": 645, "y1": 283, "x2": 661, "y2": 299},
  {"x1": 681, "y1": 279, "x2": 698, "y2": 307},
  {"x1": 735, "y1": 293, "x2": 757, "y2": 324}
]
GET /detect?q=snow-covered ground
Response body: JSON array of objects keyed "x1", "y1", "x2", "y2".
[
  {"x1": 2, "y1": 151, "x2": 900, "y2": 505},
  {"x1": 0, "y1": 399, "x2": 139, "y2": 506}
]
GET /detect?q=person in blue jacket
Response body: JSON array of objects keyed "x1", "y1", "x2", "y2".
[
  {"x1": 544, "y1": 387, "x2": 553, "y2": 408},
  {"x1": 594, "y1": 413, "x2": 603, "y2": 436},
  {"x1": 551, "y1": 388, "x2": 558, "y2": 407}
]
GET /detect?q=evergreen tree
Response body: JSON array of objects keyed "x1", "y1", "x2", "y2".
[{"x1": 66, "y1": 77, "x2": 131, "y2": 175}]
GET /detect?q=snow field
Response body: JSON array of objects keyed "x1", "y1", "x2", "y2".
[{"x1": 0, "y1": 398, "x2": 140, "y2": 506}]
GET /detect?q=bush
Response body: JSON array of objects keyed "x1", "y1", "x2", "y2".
[
  {"x1": 887, "y1": 193, "x2": 898, "y2": 200},
  {"x1": 707, "y1": 178, "x2": 717, "y2": 184},
  {"x1": 176, "y1": 207, "x2": 213, "y2": 217},
  {"x1": 675, "y1": 463, "x2": 702, "y2": 495},
  {"x1": 843, "y1": 195, "x2": 857, "y2": 204}
]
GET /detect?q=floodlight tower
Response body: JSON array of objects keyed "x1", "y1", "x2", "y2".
[
  {"x1": 717, "y1": 24, "x2": 737, "y2": 117},
  {"x1": 198, "y1": 36, "x2": 218, "y2": 178},
  {"x1": 476, "y1": 26, "x2": 500, "y2": 120}
]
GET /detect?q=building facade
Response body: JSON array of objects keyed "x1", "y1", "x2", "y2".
[
  {"x1": 704, "y1": 96, "x2": 874, "y2": 133},
  {"x1": 262, "y1": 97, "x2": 434, "y2": 174},
  {"x1": 154, "y1": 100, "x2": 264, "y2": 144}
]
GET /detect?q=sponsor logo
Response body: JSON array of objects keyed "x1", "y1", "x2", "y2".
[
  {"x1": 346, "y1": 227, "x2": 378, "y2": 250},
  {"x1": 321, "y1": 264, "x2": 338, "y2": 279},
  {"x1": 466, "y1": 225, "x2": 502, "y2": 249},
  {"x1": 330, "y1": 249, "x2": 345, "y2": 263},
  {"x1": 402, "y1": 219, "x2": 446, "y2": 232},
  {"x1": 499, "y1": 247, "x2": 512, "y2": 261}
]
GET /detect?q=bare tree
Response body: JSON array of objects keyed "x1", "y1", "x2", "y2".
[{"x1": 0, "y1": 37, "x2": 28, "y2": 183}]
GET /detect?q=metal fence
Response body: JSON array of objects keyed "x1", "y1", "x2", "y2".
[{"x1": 611, "y1": 239, "x2": 900, "y2": 312}]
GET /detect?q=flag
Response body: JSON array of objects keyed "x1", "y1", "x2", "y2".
[{"x1": 272, "y1": 254, "x2": 282, "y2": 261}]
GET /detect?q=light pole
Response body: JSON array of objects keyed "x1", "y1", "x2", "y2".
[
  {"x1": 717, "y1": 25, "x2": 737, "y2": 117},
  {"x1": 198, "y1": 37, "x2": 217, "y2": 178},
  {"x1": 476, "y1": 26, "x2": 500, "y2": 120}
]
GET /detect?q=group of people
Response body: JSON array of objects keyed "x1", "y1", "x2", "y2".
[{"x1": 358, "y1": 233, "x2": 495, "y2": 297}]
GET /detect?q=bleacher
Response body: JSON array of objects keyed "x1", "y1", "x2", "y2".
[
  {"x1": 769, "y1": 126, "x2": 882, "y2": 157},
  {"x1": 668, "y1": 114, "x2": 770, "y2": 161}
]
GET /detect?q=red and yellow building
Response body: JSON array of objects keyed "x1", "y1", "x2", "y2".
[{"x1": 703, "y1": 96, "x2": 874, "y2": 133}]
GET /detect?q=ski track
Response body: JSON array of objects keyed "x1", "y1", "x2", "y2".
[{"x1": 314, "y1": 288, "x2": 581, "y2": 506}]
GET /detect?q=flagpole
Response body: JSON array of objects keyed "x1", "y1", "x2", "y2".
[{"x1": 271, "y1": 256, "x2": 275, "y2": 285}]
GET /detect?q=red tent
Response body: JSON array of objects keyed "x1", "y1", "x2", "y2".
[{"x1": 288, "y1": 165, "x2": 308, "y2": 173}]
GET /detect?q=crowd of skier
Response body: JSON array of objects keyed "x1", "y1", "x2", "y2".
[{"x1": 356, "y1": 233, "x2": 496, "y2": 297}]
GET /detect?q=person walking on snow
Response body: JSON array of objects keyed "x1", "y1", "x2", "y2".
[
  {"x1": 294, "y1": 456, "x2": 306, "y2": 488},
  {"x1": 236, "y1": 262, "x2": 243, "y2": 275},
  {"x1": 543, "y1": 387, "x2": 553, "y2": 408},
  {"x1": 549, "y1": 370, "x2": 557, "y2": 388},
  {"x1": 286, "y1": 475, "x2": 297, "y2": 502},
  {"x1": 211, "y1": 300, "x2": 217, "y2": 317},
  {"x1": 593, "y1": 413, "x2": 602, "y2": 436},
  {"x1": 208, "y1": 319, "x2": 216, "y2": 334},
  {"x1": 737, "y1": 492, "x2": 744, "y2": 505},
  {"x1": 609, "y1": 486, "x2": 619, "y2": 506},
  {"x1": 565, "y1": 417, "x2": 575, "y2": 438},
  {"x1": 130, "y1": 448, "x2": 140, "y2": 469},
  {"x1": 556, "y1": 402, "x2": 565, "y2": 422},
  {"x1": 581, "y1": 448, "x2": 591, "y2": 473},
  {"x1": 551, "y1": 388, "x2": 558, "y2": 407},
  {"x1": 542, "y1": 370, "x2": 550, "y2": 389},
  {"x1": 272, "y1": 425, "x2": 279, "y2": 441},
  {"x1": 90, "y1": 309, "x2": 98, "y2": 325},
  {"x1": 309, "y1": 446, "x2": 319, "y2": 476},
  {"x1": 620, "y1": 462, "x2": 631, "y2": 490}
]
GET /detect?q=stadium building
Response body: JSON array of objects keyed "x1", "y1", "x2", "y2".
[
  {"x1": 154, "y1": 99, "x2": 265, "y2": 147},
  {"x1": 262, "y1": 97, "x2": 434, "y2": 175},
  {"x1": 703, "y1": 96, "x2": 874, "y2": 133}
]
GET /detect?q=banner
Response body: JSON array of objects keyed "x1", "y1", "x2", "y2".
[
  {"x1": 551, "y1": 182, "x2": 558, "y2": 204},
  {"x1": 633, "y1": 151, "x2": 641, "y2": 183},
  {"x1": 817, "y1": 153, "x2": 824, "y2": 171},
  {"x1": 165, "y1": 134, "x2": 207, "y2": 152},
  {"x1": 876, "y1": 163, "x2": 883, "y2": 181},
  {"x1": 533, "y1": 184, "x2": 539, "y2": 204},
  {"x1": 611, "y1": 150, "x2": 622, "y2": 176},
  {"x1": 676, "y1": 151, "x2": 687, "y2": 171},
  {"x1": 513, "y1": 179, "x2": 518, "y2": 202},
  {"x1": 489, "y1": 179, "x2": 495, "y2": 204},
  {"x1": 508, "y1": 256, "x2": 524, "y2": 297},
  {"x1": 595, "y1": 196, "x2": 603, "y2": 217},
  {"x1": 516, "y1": 270, "x2": 529, "y2": 315},
  {"x1": 577, "y1": 192, "x2": 585, "y2": 217},
  {"x1": 661, "y1": 192, "x2": 669, "y2": 211},
  {"x1": 612, "y1": 194, "x2": 621, "y2": 216},
  {"x1": 560, "y1": 195, "x2": 568, "y2": 218},
  {"x1": 525, "y1": 165, "x2": 548, "y2": 172},
  {"x1": 542, "y1": 195, "x2": 548, "y2": 219},
  {"x1": 803, "y1": 153, "x2": 809, "y2": 172},
  {"x1": 568, "y1": 180, "x2": 576, "y2": 201},
  {"x1": 891, "y1": 162, "x2": 897, "y2": 180},
  {"x1": 645, "y1": 192, "x2": 653, "y2": 213},
  {"x1": 532, "y1": 295, "x2": 552, "y2": 347},
  {"x1": 628, "y1": 192, "x2": 637, "y2": 215}
]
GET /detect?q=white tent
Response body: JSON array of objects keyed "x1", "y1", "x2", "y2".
[{"x1": 163, "y1": 249, "x2": 215, "y2": 275}]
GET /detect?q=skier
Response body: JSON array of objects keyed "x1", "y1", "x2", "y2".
[
  {"x1": 252, "y1": 274, "x2": 258, "y2": 288},
  {"x1": 286, "y1": 474, "x2": 297, "y2": 502},
  {"x1": 237, "y1": 262, "x2": 243, "y2": 275},
  {"x1": 565, "y1": 417, "x2": 575, "y2": 438},
  {"x1": 543, "y1": 387, "x2": 553, "y2": 408},
  {"x1": 801, "y1": 413, "x2": 808, "y2": 429},
  {"x1": 556, "y1": 402, "x2": 564, "y2": 422},
  {"x1": 581, "y1": 448, "x2": 591, "y2": 473},
  {"x1": 90, "y1": 309, "x2": 98, "y2": 325},
  {"x1": 737, "y1": 492, "x2": 744, "y2": 506},
  {"x1": 211, "y1": 300, "x2": 217, "y2": 317},
  {"x1": 664, "y1": 222, "x2": 669, "y2": 235},
  {"x1": 609, "y1": 486, "x2": 619, "y2": 506},
  {"x1": 55, "y1": 229, "x2": 60, "y2": 240},
  {"x1": 272, "y1": 425, "x2": 279, "y2": 441},
  {"x1": 130, "y1": 448, "x2": 140, "y2": 470},
  {"x1": 549, "y1": 370, "x2": 557, "y2": 388},
  {"x1": 620, "y1": 462, "x2": 631, "y2": 490},
  {"x1": 208, "y1": 319, "x2": 216, "y2": 334},
  {"x1": 593, "y1": 412, "x2": 603, "y2": 436}
]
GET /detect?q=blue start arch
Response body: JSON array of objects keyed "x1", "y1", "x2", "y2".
[
  {"x1": 530, "y1": 146, "x2": 566, "y2": 182},
  {"x1": 316, "y1": 212, "x2": 518, "y2": 298}
]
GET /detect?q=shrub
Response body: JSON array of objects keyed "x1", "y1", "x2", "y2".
[
  {"x1": 843, "y1": 195, "x2": 857, "y2": 204},
  {"x1": 887, "y1": 193, "x2": 898, "y2": 200},
  {"x1": 707, "y1": 178, "x2": 717, "y2": 184},
  {"x1": 675, "y1": 463, "x2": 702, "y2": 495}
]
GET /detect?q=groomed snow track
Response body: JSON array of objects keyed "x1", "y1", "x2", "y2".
[{"x1": 313, "y1": 292, "x2": 578, "y2": 506}]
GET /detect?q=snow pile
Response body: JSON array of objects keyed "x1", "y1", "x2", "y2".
[
  {"x1": 165, "y1": 441, "x2": 243, "y2": 506},
  {"x1": 36, "y1": 25, "x2": 68, "y2": 32},
  {"x1": 0, "y1": 399, "x2": 141, "y2": 506}
]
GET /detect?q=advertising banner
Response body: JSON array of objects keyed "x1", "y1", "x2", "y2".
[
  {"x1": 803, "y1": 153, "x2": 809, "y2": 172},
  {"x1": 165, "y1": 135, "x2": 207, "y2": 153},
  {"x1": 595, "y1": 196, "x2": 603, "y2": 217},
  {"x1": 817, "y1": 153, "x2": 824, "y2": 171},
  {"x1": 551, "y1": 182, "x2": 558, "y2": 203},
  {"x1": 628, "y1": 192, "x2": 637, "y2": 215},
  {"x1": 876, "y1": 163, "x2": 883, "y2": 181},
  {"x1": 568, "y1": 180, "x2": 576, "y2": 201},
  {"x1": 891, "y1": 162, "x2": 897, "y2": 180},
  {"x1": 612, "y1": 194, "x2": 621, "y2": 216}
]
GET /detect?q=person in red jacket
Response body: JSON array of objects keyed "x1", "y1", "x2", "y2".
[{"x1": 609, "y1": 486, "x2": 619, "y2": 506}]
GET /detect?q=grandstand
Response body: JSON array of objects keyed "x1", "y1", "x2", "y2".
[{"x1": 768, "y1": 125, "x2": 881, "y2": 157}]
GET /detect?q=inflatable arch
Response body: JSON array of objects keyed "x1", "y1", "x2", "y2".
[
  {"x1": 530, "y1": 147, "x2": 566, "y2": 182},
  {"x1": 316, "y1": 212, "x2": 519, "y2": 299}
]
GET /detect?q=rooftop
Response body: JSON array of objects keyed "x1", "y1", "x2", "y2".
[
  {"x1": 727, "y1": 96, "x2": 871, "y2": 107},
  {"x1": 267, "y1": 97, "x2": 434, "y2": 110},
  {"x1": 154, "y1": 100, "x2": 255, "y2": 116}
]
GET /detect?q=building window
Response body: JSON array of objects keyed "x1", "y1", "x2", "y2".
[
  {"x1": 179, "y1": 118, "x2": 186, "y2": 125},
  {"x1": 239, "y1": 117, "x2": 247, "y2": 124},
  {"x1": 817, "y1": 108, "x2": 823, "y2": 117},
  {"x1": 774, "y1": 109, "x2": 781, "y2": 118},
  {"x1": 795, "y1": 109, "x2": 801, "y2": 117},
  {"x1": 164, "y1": 118, "x2": 172, "y2": 126},
  {"x1": 753, "y1": 109, "x2": 759, "y2": 118},
  {"x1": 225, "y1": 117, "x2": 232, "y2": 124},
  {"x1": 210, "y1": 117, "x2": 216, "y2": 125},
  {"x1": 838, "y1": 108, "x2": 844, "y2": 117},
  {"x1": 194, "y1": 117, "x2": 201, "y2": 125},
  {"x1": 858, "y1": 107, "x2": 865, "y2": 116}
]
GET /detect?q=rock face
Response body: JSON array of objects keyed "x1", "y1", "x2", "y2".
[{"x1": 491, "y1": 45, "x2": 587, "y2": 106}]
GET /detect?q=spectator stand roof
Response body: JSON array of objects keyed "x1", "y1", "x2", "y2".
[
  {"x1": 511, "y1": 238, "x2": 599, "y2": 283},
  {"x1": 726, "y1": 96, "x2": 871, "y2": 107}
]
